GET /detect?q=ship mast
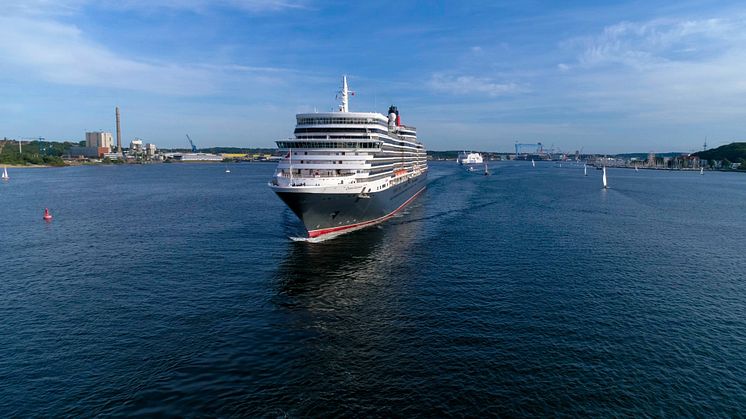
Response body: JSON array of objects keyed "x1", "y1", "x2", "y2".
[{"x1": 339, "y1": 75, "x2": 350, "y2": 112}]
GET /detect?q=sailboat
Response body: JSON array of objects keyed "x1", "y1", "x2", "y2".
[
  {"x1": 483, "y1": 164, "x2": 490, "y2": 176},
  {"x1": 1, "y1": 166, "x2": 8, "y2": 181},
  {"x1": 225, "y1": 166, "x2": 231, "y2": 173},
  {"x1": 531, "y1": 159, "x2": 536, "y2": 168},
  {"x1": 583, "y1": 164, "x2": 587, "y2": 176},
  {"x1": 700, "y1": 167, "x2": 704, "y2": 175},
  {"x1": 635, "y1": 166, "x2": 639, "y2": 172},
  {"x1": 602, "y1": 166, "x2": 608, "y2": 189}
]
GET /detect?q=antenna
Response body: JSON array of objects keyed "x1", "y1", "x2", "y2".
[{"x1": 337, "y1": 75, "x2": 354, "y2": 112}]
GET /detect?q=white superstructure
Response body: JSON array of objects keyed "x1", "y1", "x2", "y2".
[
  {"x1": 270, "y1": 76, "x2": 427, "y2": 195},
  {"x1": 457, "y1": 152, "x2": 483, "y2": 165}
]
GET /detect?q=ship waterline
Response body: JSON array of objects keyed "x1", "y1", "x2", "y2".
[{"x1": 269, "y1": 76, "x2": 428, "y2": 237}]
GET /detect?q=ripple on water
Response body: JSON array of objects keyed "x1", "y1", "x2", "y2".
[{"x1": 1, "y1": 163, "x2": 745, "y2": 416}]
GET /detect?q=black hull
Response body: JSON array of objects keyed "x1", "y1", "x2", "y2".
[{"x1": 275, "y1": 172, "x2": 427, "y2": 237}]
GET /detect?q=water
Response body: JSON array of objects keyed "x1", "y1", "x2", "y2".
[{"x1": 1, "y1": 162, "x2": 745, "y2": 416}]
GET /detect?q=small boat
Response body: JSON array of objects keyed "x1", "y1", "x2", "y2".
[
  {"x1": 531, "y1": 159, "x2": 536, "y2": 168},
  {"x1": 700, "y1": 167, "x2": 704, "y2": 175},
  {"x1": 225, "y1": 166, "x2": 231, "y2": 173},
  {"x1": 602, "y1": 166, "x2": 608, "y2": 189},
  {"x1": 584, "y1": 164, "x2": 587, "y2": 176},
  {"x1": 483, "y1": 164, "x2": 490, "y2": 176},
  {"x1": 635, "y1": 166, "x2": 639, "y2": 172},
  {"x1": 43, "y1": 208, "x2": 53, "y2": 221},
  {"x1": 468, "y1": 166, "x2": 475, "y2": 172},
  {"x1": 1, "y1": 166, "x2": 8, "y2": 181}
]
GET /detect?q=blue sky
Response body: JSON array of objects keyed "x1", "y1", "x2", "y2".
[{"x1": 1, "y1": 0, "x2": 745, "y2": 153}]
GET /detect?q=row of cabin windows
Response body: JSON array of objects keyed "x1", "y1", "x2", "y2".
[
  {"x1": 297, "y1": 117, "x2": 387, "y2": 126},
  {"x1": 296, "y1": 160, "x2": 359, "y2": 165},
  {"x1": 277, "y1": 141, "x2": 380, "y2": 149},
  {"x1": 296, "y1": 135, "x2": 375, "y2": 140},
  {"x1": 294, "y1": 127, "x2": 388, "y2": 134}
]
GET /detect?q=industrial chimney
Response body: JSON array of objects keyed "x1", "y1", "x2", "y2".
[{"x1": 115, "y1": 106, "x2": 122, "y2": 153}]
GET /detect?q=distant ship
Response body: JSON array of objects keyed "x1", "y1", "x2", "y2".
[
  {"x1": 269, "y1": 76, "x2": 428, "y2": 238},
  {"x1": 457, "y1": 152, "x2": 483, "y2": 165}
]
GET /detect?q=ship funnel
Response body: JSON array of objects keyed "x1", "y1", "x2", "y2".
[{"x1": 388, "y1": 105, "x2": 397, "y2": 128}]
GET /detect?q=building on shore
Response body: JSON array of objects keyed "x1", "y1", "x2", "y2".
[
  {"x1": 86, "y1": 131, "x2": 113, "y2": 149},
  {"x1": 178, "y1": 153, "x2": 223, "y2": 162},
  {"x1": 67, "y1": 131, "x2": 114, "y2": 158},
  {"x1": 69, "y1": 146, "x2": 106, "y2": 158},
  {"x1": 129, "y1": 139, "x2": 143, "y2": 152},
  {"x1": 145, "y1": 143, "x2": 157, "y2": 158}
]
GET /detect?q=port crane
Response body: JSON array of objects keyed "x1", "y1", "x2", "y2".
[
  {"x1": 514, "y1": 142, "x2": 543, "y2": 156},
  {"x1": 186, "y1": 134, "x2": 197, "y2": 152}
]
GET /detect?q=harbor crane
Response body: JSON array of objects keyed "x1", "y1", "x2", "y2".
[{"x1": 186, "y1": 134, "x2": 197, "y2": 152}]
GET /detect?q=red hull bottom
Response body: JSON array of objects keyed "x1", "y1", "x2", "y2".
[{"x1": 307, "y1": 186, "x2": 426, "y2": 238}]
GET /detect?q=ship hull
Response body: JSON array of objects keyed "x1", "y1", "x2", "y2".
[{"x1": 275, "y1": 171, "x2": 427, "y2": 238}]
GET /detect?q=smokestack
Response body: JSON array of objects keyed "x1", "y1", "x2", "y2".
[{"x1": 115, "y1": 106, "x2": 122, "y2": 153}]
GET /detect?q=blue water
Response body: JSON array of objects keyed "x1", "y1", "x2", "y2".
[{"x1": 1, "y1": 162, "x2": 745, "y2": 416}]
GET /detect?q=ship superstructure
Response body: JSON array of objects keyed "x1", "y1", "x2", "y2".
[
  {"x1": 269, "y1": 76, "x2": 428, "y2": 238},
  {"x1": 457, "y1": 152, "x2": 483, "y2": 165}
]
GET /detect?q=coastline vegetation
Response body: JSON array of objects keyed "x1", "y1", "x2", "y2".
[
  {"x1": 0, "y1": 139, "x2": 76, "y2": 166},
  {"x1": 694, "y1": 142, "x2": 746, "y2": 168}
]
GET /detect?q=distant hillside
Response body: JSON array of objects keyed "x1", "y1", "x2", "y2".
[
  {"x1": 694, "y1": 142, "x2": 746, "y2": 162},
  {"x1": 0, "y1": 139, "x2": 76, "y2": 166}
]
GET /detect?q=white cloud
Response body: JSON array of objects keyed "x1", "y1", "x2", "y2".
[
  {"x1": 428, "y1": 73, "x2": 524, "y2": 97},
  {"x1": 106, "y1": 0, "x2": 308, "y2": 13},
  {"x1": 0, "y1": 0, "x2": 306, "y2": 16},
  {"x1": 0, "y1": 16, "x2": 221, "y2": 95},
  {"x1": 559, "y1": 16, "x2": 746, "y2": 124},
  {"x1": 570, "y1": 17, "x2": 743, "y2": 68}
]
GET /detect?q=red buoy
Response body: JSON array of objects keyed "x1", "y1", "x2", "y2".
[{"x1": 43, "y1": 208, "x2": 53, "y2": 221}]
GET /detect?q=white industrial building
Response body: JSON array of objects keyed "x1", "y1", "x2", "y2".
[
  {"x1": 145, "y1": 143, "x2": 157, "y2": 157},
  {"x1": 86, "y1": 131, "x2": 113, "y2": 149},
  {"x1": 129, "y1": 139, "x2": 143, "y2": 151}
]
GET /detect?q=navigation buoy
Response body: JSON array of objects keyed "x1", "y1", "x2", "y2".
[{"x1": 43, "y1": 208, "x2": 53, "y2": 221}]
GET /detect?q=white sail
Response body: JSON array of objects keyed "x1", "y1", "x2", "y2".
[
  {"x1": 602, "y1": 166, "x2": 608, "y2": 189},
  {"x1": 584, "y1": 164, "x2": 587, "y2": 176},
  {"x1": 532, "y1": 159, "x2": 535, "y2": 168},
  {"x1": 700, "y1": 167, "x2": 704, "y2": 175},
  {"x1": 635, "y1": 166, "x2": 639, "y2": 172},
  {"x1": 1, "y1": 166, "x2": 8, "y2": 180}
]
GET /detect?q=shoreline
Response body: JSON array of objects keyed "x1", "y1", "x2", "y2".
[
  {"x1": 0, "y1": 160, "x2": 276, "y2": 169},
  {"x1": 1, "y1": 164, "x2": 53, "y2": 168}
]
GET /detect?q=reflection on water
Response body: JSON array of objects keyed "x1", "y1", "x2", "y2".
[
  {"x1": 4, "y1": 162, "x2": 746, "y2": 416},
  {"x1": 260, "y1": 202, "x2": 431, "y2": 416},
  {"x1": 273, "y1": 198, "x2": 426, "y2": 304}
]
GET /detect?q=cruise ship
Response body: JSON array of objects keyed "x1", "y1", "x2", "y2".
[
  {"x1": 269, "y1": 76, "x2": 428, "y2": 238},
  {"x1": 457, "y1": 152, "x2": 483, "y2": 165}
]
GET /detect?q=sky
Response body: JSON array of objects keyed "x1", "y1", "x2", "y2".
[{"x1": 1, "y1": 0, "x2": 745, "y2": 153}]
